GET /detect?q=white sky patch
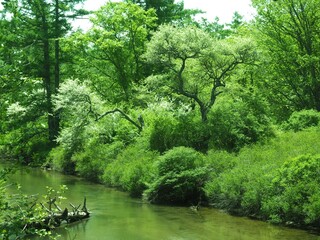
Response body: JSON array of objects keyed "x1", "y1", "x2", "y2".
[
  {"x1": 0, "y1": 0, "x2": 256, "y2": 29},
  {"x1": 79, "y1": 0, "x2": 255, "y2": 24},
  {"x1": 184, "y1": 0, "x2": 256, "y2": 23}
]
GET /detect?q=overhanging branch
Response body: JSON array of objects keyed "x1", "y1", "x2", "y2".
[{"x1": 96, "y1": 108, "x2": 143, "y2": 132}]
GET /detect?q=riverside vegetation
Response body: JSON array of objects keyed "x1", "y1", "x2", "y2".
[{"x1": 1, "y1": 0, "x2": 320, "y2": 238}]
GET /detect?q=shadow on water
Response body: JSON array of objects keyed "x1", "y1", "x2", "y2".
[{"x1": 3, "y1": 164, "x2": 320, "y2": 240}]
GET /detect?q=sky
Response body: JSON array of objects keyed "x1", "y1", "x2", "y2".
[
  {"x1": 0, "y1": 0, "x2": 256, "y2": 27},
  {"x1": 81, "y1": 0, "x2": 256, "y2": 23},
  {"x1": 183, "y1": 0, "x2": 255, "y2": 23}
]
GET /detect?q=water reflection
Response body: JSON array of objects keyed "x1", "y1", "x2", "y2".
[{"x1": 3, "y1": 165, "x2": 320, "y2": 240}]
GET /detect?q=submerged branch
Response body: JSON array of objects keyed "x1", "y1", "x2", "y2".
[{"x1": 32, "y1": 197, "x2": 90, "y2": 231}]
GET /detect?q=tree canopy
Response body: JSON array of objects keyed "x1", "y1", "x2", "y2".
[
  {"x1": 2, "y1": 0, "x2": 320, "y2": 234},
  {"x1": 253, "y1": 0, "x2": 320, "y2": 113},
  {"x1": 144, "y1": 25, "x2": 255, "y2": 122}
]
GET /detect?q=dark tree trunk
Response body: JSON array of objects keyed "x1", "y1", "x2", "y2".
[
  {"x1": 200, "y1": 107, "x2": 208, "y2": 123},
  {"x1": 314, "y1": 83, "x2": 320, "y2": 111},
  {"x1": 54, "y1": 0, "x2": 60, "y2": 93},
  {"x1": 53, "y1": 0, "x2": 61, "y2": 141},
  {"x1": 42, "y1": 13, "x2": 58, "y2": 144}
]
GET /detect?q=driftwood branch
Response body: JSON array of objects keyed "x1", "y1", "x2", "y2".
[{"x1": 32, "y1": 197, "x2": 90, "y2": 230}]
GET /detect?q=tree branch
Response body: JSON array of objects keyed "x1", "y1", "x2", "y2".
[{"x1": 96, "y1": 108, "x2": 143, "y2": 132}]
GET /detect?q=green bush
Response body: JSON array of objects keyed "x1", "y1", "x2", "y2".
[
  {"x1": 149, "y1": 115, "x2": 209, "y2": 153},
  {"x1": 24, "y1": 134, "x2": 52, "y2": 166},
  {"x1": 103, "y1": 140, "x2": 158, "y2": 197},
  {"x1": 149, "y1": 115, "x2": 176, "y2": 153},
  {"x1": 145, "y1": 147, "x2": 208, "y2": 205},
  {"x1": 282, "y1": 109, "x2": 320, "y2": 132},
  {"x1": 205, "y1": 158, "x2": 274, "y2": 216},
  {"x1": 262, "y1": 154, "x2": 320, "y2": 226},
  {"x1": 208, "y1": 92, "x2": 274, "y2": 152},
  {"x1": 0, "y1": 169, "x2": 54, "y2": 239},
  {"x1": 72, "y1": 141, "x2": 124, "y2": 182},
  {"x1": 1, "y1": 125, "x2": 51, "y2": 166},
  {"x1": 204, "y1": 128, "x2": 320, "y2": 219},
  {"x1": 205, "y1": 150, "x2": 236, "y2": 176},
  {"x1": 204, "y1": 150, "x2": 240, "y2": 212},
  {"x1": 47, "y1": 146, "x2": 75, "y2": 174}
]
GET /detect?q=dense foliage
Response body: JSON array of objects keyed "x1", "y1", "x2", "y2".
[
  {"x1": 252, "y1": 0, "x2": 320, "y2": 116},
  {"x1": 205, "y1": 128, "x2": 320, "y2": 222},
  {"x1": 145, "y1": 147, "x2": 208, "y2": 205},
  {"x1": 1, "y1": 0, "x2": 320, "y2": 234},
  {"x1": 264, "y1": 154, "x2": 320, "y2": 226},
  {"x1": 0, "y1": 169, "x2": 67, "y2": 239},
  {"x1": 282, "y1": 109, "x2": 320, "y2": 132}
]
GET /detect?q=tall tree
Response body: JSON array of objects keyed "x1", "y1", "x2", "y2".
[
  {"x1": 126, "y1": 0, "x2": 201, "y2": 26},
  {"x1": 1, "y1": 0, "x2": 86, "y2": 146},
  {"x1": 199, "y1": 12, "x2": 245, "y2": 39},
  {"x1": 144, "y1": 25, "x2": 255, "y2": 122},
  {"x1": 252, "y1": 0, "x2": 320, "y2": 112},
  {"x1": 72, "y1": 2, "x2": 157, "y2": 102}
]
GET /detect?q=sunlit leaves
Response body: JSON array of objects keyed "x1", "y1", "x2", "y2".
[
  {"x1": 144, "y1": 24, "x2": 256, "y2": 122},
  {"x1": 0, "y1": 171, "x2": 65, "y2": 239},
  {"x1": 252, "y1": 0, "x2": 320, "y2": 111},
  {"x1": 76, "y1": 2, "x2": 157, "y2": 101}
]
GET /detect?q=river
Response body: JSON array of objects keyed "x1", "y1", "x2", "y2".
[{"x1": 3, "y1": 164, "x2": 320, "y2": 240}]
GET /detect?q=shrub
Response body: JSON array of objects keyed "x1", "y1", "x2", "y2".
[
  {"x1": 103, "y1": 140, "x2": 158, "y2": 197},
  {"x1": 204, "y1": 128, "x2": 320, "y2": 220},
  {"x1": 24, "y1": 134, "x2": 52, "y2": 166},
  {"x1": 72, "y1": 141, "x2": 124, "y2": 182},
  {"x1": 262, "y1": 154, "x2": 320, "y2": 226},
  {"x1": 149, "y1": 115, "x2": 177, "y2": 153},
  {"x1": 208, "y1": 92, "x2": 274, "y2": 152},
  {"x1": 0, "y1": 169, "x2": 55, "y2": 239},
  {"x1": 205, "y1": 147, "x2": 280, "y2": 216},
  {"x1": 282, "y1": 109, "x2": 320, "y2": 132},
  {"x1": 1, "y1": 126, "x2": 51, "y2": 166},
  {"x1": 204, "y1": 150, "x2": 238, "y2": 210},
  {"x1": 47, "y1": 146, "x2": 75, "y2": 174},
  {"x1": 205, "y1": 150, "x2": 236, "y2": 172},
  {"x1": 145, "y1": 147, "x2": 208, "y2": 205},
  {"x1": 149, "y1": 115, "x2": 209, "y2": 153}
]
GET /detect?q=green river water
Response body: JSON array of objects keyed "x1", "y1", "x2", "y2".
[{"x1": 3, "y1": 165, "x2": 320, "y2": 240}]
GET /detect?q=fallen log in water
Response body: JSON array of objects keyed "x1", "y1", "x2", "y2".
[{"x1": 27, "y1": 197, "x2": 90, "y2": 231}]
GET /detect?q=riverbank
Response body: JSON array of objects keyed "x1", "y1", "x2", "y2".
[
  {"x1": 99, "y1": 128, "x2": 320, "y2": 230},
  {"x1": 2, "y1": 127, "x2": 320, "y2": 234},
  {"x1": 2, "y1": 163, "x2": 320, "y2": 240},
  {"x1": 208, "y1": 128, "x2": 320, "y2": 227},
  {"x1": 30, "y1": 128, "x2": 320, "y2": 229}
]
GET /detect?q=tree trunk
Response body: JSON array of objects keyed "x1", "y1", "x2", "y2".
[
  {"x1": 53, "y1": 0, "x2": 60, "y2": 141},
  {"x1": 42, "y1": 13, "x2": 58, "y2": 144},
  {"x1": 200, "y1": 105, "x2": 208, "y2": 123},
  {"x1": 314, "y1": 82, "x2": 320, "y2": 111},
  {"x1": 54, "y1": 0, "x2": 60, "y2": 93}
]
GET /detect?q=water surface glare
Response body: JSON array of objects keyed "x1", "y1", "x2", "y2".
[{"x1": 4, "y1": 165, "x2": 320, "y2": 240}]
